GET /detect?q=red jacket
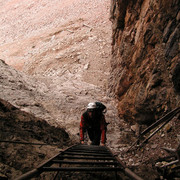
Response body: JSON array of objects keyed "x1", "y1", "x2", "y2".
[{"x1": 80, "y1": 111, "x2": 107, "y2": 144}]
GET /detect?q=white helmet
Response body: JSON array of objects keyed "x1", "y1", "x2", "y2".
[{"x1": 87, "y1": 102, "x2": 96, "y2": 111}]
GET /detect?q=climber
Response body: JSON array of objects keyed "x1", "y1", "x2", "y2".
[{"x1": 80, "y1": 102, "x2": 107, "y2": 146}]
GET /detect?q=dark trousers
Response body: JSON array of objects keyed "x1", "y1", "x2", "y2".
[{"x1": 87, "y1": 128, "x2": 101, "y2": 145}]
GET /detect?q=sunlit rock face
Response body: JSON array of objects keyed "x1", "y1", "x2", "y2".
[
  {"x1": 109, "y1": 0, "x2": 180, "y2": 124},
  {"x1": 0, "y1": 0, "x2": 122, "y2": 148}
]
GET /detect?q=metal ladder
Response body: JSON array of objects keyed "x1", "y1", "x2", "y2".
[{"x1": 15, "y1": 144, "x2": 143, "y2": 180}]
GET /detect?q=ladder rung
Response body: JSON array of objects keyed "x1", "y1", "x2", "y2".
[
  {"x1": 42, "y1": 167, "x2": 123, "y2": 171},
  {"x1": 52, "y1": 160, "x2": 119, "y2": 165},
  {"x1": 58, "y1": 155, "x2": 115, "y2": 160},
  {"x1": 62, "y1": 151, "x2": 112, "y2": 157}
]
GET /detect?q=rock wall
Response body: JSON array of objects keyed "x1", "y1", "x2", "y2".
[
  {"x1": 0, "y1": 98, "x2": 70, "y2": 179},
  {"x1": 109, "y1": 0, "x2": 180, "y2": 124}
]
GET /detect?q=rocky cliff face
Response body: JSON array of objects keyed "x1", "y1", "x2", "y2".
[
  {"x1": 0, "y1": 98, "x2": 70, "y2": 179},
  {"x1": 109, "y1": 0, "x2": 180, "y2": 124}
]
